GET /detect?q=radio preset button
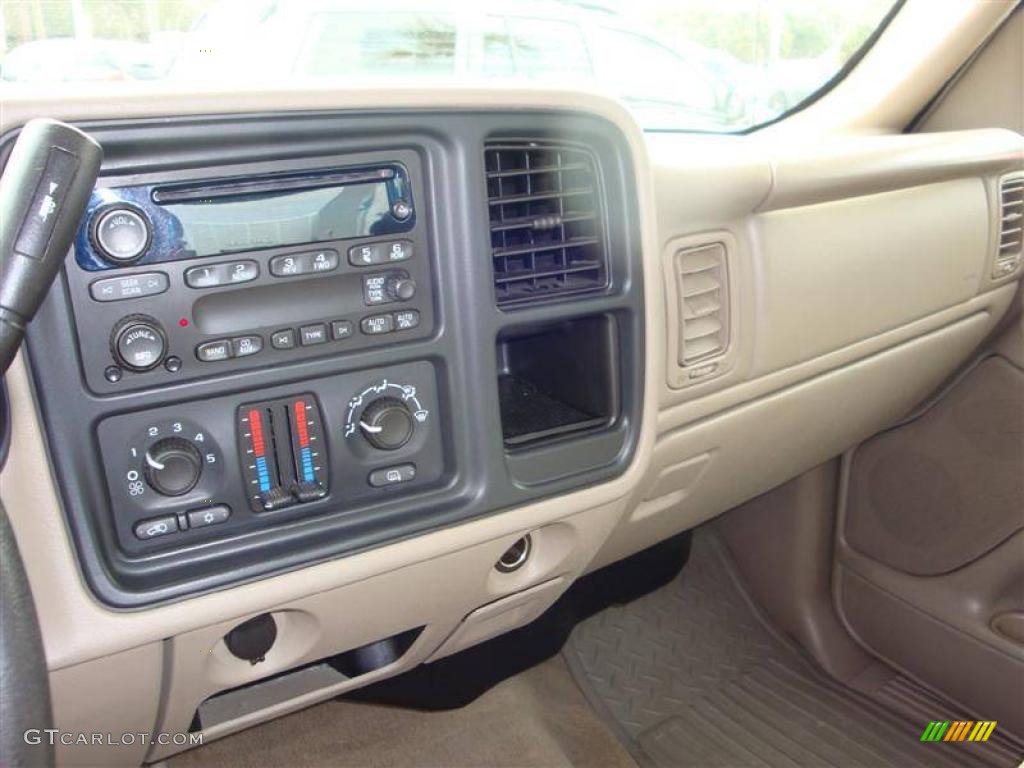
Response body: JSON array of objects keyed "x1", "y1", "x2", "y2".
[
  {"x1": 91, "y1": 272, "x2": 168, "y2": 302},
  {"x1": 348, "y1": 241, "x2": 413, "y2": 266},
  {"x1": 393, "y1": 310, "x2": 420, "y2": 331},
  {"x1": 226, "y1": 260, "x2": 260, "y2": 284},
  {"x1": 361, "y1": 314, "x2": 394, "y2": 335},
  {"x1": 186, "y1": 260, "x2": 259, "y2": 288},
  {"x1": 196, "y1": 339, "x2": 232, "y2": 362},
  {"x1": 309, "y1": 250, "x2": 339, "y2": 273},
  {"x1": 349, "y1": 243, "x2": 380, "y2": 266},
  {"x1": 185, "y1": 264, "x2": 223, "y2": 288},
  {"x1": 232, "y1": 335, "x2": 263, "y2": 358},
  {"x1": 299, "y1": 323, "x2": 328, "y2": 345},
  {"x1": 331, "y1": 320, "x2": 354, "y2": 340},
  {"x1": 270, "y1": 250, "x2": 338, "y2": 277},
  {"x1": 271, "y1": 329, "x2": 296, "y2": 349},
  {"x1": 270, "y1": 254, "x2": 304, "y2": 277},
  {"x1": 387, "y1": 241, "x2": 413, "y2": 262}
]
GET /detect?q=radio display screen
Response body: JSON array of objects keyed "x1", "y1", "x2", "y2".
[{"x1": 163, "y1": 177, "x2": 399, "y2": 258}]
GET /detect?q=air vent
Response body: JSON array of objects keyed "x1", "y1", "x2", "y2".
[
  {"x1": 485, "y1": 142, "x2": 608, "y2": 307},
  {"x1": 675, "y1": 244, "x2": 729, "y2": 365},
  {"x1": 995, "y1": 172, "x2": 1024, "y2": 278}
]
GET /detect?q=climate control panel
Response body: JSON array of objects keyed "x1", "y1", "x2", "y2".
[
  {"x1": 237, "y1": 395, "x2": 329, "y2": 512},
  {"x1": 96, "y1": 362, "x2": 444, "y2": 555}
]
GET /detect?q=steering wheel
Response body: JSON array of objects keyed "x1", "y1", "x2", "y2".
[
  {"x1": 0, "y1": 120, "x2": 101, "y2": 768},
  {"x1": 0, "y1": 499, "x2": 55, "y2": 767}
]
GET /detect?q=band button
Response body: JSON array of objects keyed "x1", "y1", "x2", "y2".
[{"x1": 196, "y1": 339, "x2": 232, "y2": 362}]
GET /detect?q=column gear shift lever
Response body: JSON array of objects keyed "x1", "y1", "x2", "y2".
[{"x1": 0, "y1": 118, "x2": 102, "y2": 375}]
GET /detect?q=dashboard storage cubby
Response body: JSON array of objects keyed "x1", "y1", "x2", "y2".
[
  {"x1": 497, "y1": 315, "x2": 618, "y2": 447},
  {"x1": 193, "y1": 627, "x2": 423, "y2": 733}
]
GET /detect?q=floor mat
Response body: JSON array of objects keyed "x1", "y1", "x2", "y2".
[
  {"x1": 564, "y1": 528, "x2": 1010, "y2": 768},
  {"x1": 167, "y1": 655, "x2": 636, "y2": 768}
]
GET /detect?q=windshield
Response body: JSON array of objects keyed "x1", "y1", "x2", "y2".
[{"x1": 0, "y1": 0, "x2": 898, "y2": 132}]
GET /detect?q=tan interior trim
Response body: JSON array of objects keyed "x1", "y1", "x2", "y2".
[
  {"x1": 0, "y1": 90, "x2": 664, "y2": 674},
  {"x1": 775, "y1": 0, "x2": 1018, "y2": 135},
  {"x1": 752, "y1": 129, "x2": 1023, "y2": 212},
  {"x1": 0, "y1": 77, "x2": 1019, "y2": 764}
]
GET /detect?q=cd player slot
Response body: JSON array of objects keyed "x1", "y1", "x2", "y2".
[{"x1": 152, "y1": 167, "x2": 396, "y2": 203}]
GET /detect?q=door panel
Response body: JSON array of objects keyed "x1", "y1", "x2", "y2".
[
  {"x1": 838, "y1": 331, "x2": 1024, "y2": 739},
  {"x1": 845, "y1": 355, "x2": 1022, "y2": 575}
]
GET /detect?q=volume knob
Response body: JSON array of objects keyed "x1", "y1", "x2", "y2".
[
  {"x1": 359, "y1": 397, "x2": 415, "y2": 451},
  {"x1": 144, "y1": 437, "x2": 202, "y2": 497},
  {"x1": 91, "y1": 204, "x2": 151, "y2": 264}
]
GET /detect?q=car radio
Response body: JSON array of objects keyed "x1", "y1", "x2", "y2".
[{"x1": 63, "y1": 151, "x2": 435, "y2": 393}]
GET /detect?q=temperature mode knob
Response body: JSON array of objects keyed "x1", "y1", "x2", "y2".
[
  {"x1": 144, "y1": 437, "x2": 202, "y2": 497},
  {"x1": 359, "y1": 397, "x2": 415, "y2": 451},
  {"x1": 111, "y1": 315, "x2": 167, "y2": 372},
  {"x1": 91, "y1": 204, "x2": 151, "y2": 264}
]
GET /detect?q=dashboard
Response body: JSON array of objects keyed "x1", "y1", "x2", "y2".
[
  {"x1": 0, "y1": 87, "x2": 1020, "y2": 767},
  {"x1": 17, "y1": 110, "x2": 645, "y2": 606}
]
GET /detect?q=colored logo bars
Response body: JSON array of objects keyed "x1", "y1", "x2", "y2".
[{"x1": 920, "y1": 721, "x2": 997, "y2": 742}]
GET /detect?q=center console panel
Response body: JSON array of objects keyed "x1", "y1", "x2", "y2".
[{"x1": 18, "y1": 109, "x2": 644, "y2": 606}]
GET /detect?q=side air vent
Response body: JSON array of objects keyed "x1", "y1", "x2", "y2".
[
  {"x1": 675, "y1": 244, "x2": 729, "y2": 365},
  {"x1": 485, "y1": 142, "x2": 608, "y2": 307},
  {"x1": 995, "y1": 172, "x2": 1024, "y2": 278}
]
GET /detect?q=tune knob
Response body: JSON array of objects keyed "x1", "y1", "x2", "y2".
[
  {"x1": 144, "y1": 437, "x2": 202, "y2": 496},
  {"x1": 359, "y1": 397, "x2": 415, "y2": 451},
  {"x1": 111, "y1": 314, "x2": 167, "y2": 372}
]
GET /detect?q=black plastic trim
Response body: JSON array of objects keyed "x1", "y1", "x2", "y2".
[
  {"x1": 11, "y1": 109, "x2": 645, "y2": 608},
  {"x1": 0, "y1": 379, "x2": 9, "y2": 469}
]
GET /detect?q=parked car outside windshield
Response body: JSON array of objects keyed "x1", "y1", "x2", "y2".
[{"x1": 0, "y1": 0, "x2": 898, "y2": 132}]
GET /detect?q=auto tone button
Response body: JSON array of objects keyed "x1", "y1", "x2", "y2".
[{"x1": 360, "y1": 314, "x2": 394, "y2": 335}]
